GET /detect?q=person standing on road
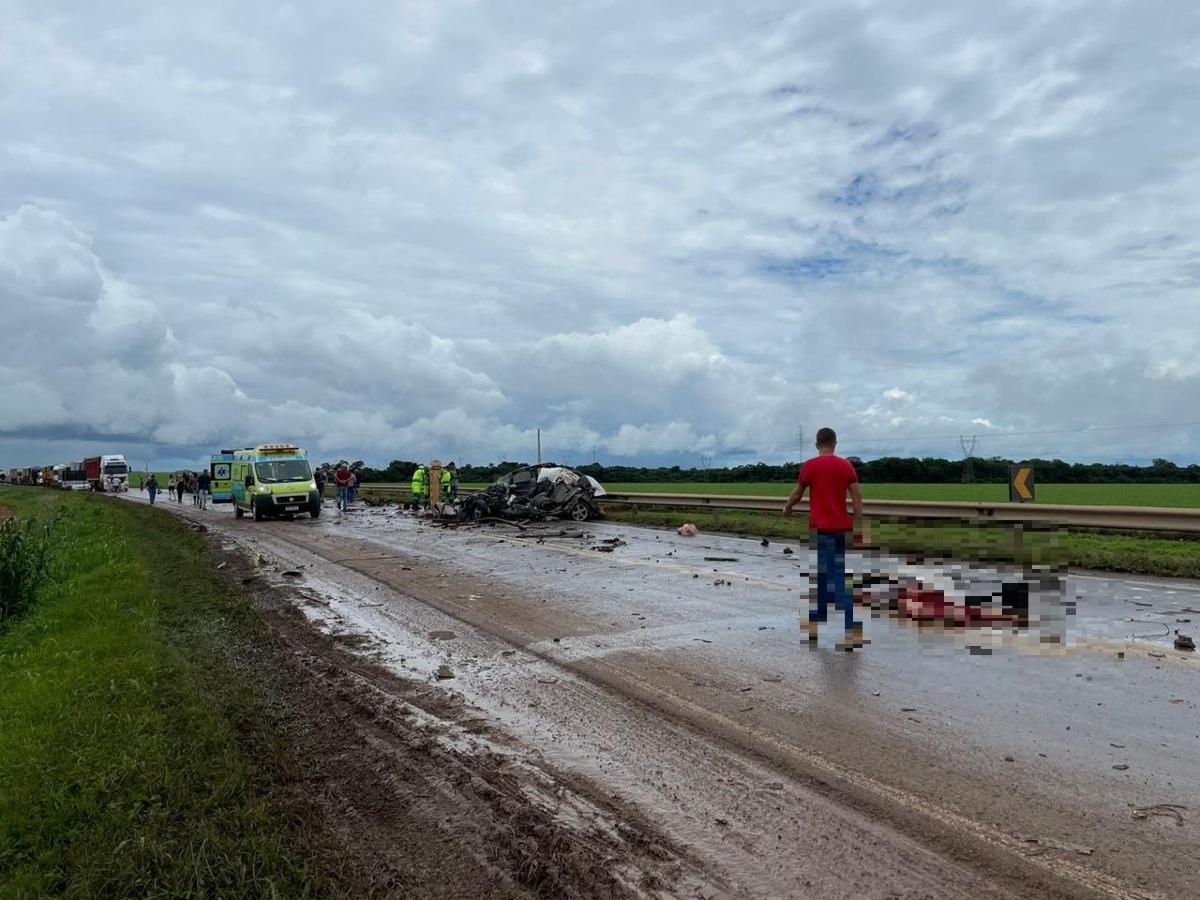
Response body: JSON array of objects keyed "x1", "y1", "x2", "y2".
[
  {"x1": 783, "y1": 427, "x2": 865, "y2": 650},
  {"x1": 146, "y1": 473, "x2": 159, "y2": 505},
  {"x1": 447, "y1": 461, "x2": 459, "y2": 501},
  {"x1": 440, "y1": 465, "x2": 451, "y2": 503},
  {"x1": 347, "y1": 468, "x2": 358, "y2": 507},
  {"x1": 315, "y1": 467, "x2": 327, "y2": 505},
  {"x1": 334, "y1": 463, "x2": 352, "y2": 511},
  {"x1": 410, "y1": 464, "x2": 427, "y2": 511},
  {"x1": 197, "y1": 470, "x2": 212, "y2": 510},
  {"x1": 176, "y1": 474, "x2": 187, "y2": 504},
  {"x1": 190, "y1": 473, "x2": 200, "y2": 506}
]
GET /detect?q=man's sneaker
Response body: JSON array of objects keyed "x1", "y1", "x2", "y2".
[
  {"x1": 803, "y1": 620, "x2": 819, "y2": 643},
  {"x1": 837, "y1": 626, "x2": 866, "y2": 652}
]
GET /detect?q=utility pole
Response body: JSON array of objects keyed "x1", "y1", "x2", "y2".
[
  {"x1": 798, "y1": 423, "x2": 805, "y2": 456},
  {"x1": 959, "y1": 434, "x2": 978, "y2": 484},
  {"x1": 536, "y1": 428, "x2": 542, "y2": 466}
]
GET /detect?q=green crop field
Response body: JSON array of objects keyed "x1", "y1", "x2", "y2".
[{"x1": 597, "y1": 482, "x2": 1200, "y2": 508}]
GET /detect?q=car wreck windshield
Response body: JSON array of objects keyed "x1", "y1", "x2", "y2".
[{"x1": 255, "y1": 459, "x2": 312, "y2": 483}]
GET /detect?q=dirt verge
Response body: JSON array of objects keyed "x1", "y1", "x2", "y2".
[{"x1": 209, "y1": 539, "x2": 707, "y2": 899}]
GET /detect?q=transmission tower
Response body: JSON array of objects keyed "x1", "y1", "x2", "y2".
[{"x1": 959, "y1": 434, "x2": 978, "y2": 483}]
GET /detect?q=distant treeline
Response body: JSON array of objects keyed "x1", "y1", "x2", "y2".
[{"x1": 346, "y1": 456, "x2": 1200, "y2": 485}]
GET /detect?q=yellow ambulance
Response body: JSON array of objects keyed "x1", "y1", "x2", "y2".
[{"x1": 230, "y1": 444, "x2": 321, "y2": 521}]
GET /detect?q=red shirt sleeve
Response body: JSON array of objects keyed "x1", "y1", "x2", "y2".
[
  {"x1": 797, "y1": 460, "x2": 811, "y2": 488},
  {"x1": 845, "y1": 458, "x2": 858, "y2": 483}
]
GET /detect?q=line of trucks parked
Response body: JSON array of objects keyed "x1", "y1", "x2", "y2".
[{"x1": 3, "y1": 455, "x2": 130, "y2": 492}]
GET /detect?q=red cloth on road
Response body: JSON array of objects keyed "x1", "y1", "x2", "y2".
[{"x1": 798, "y1": 454, "x2": 857, "y2": 532}]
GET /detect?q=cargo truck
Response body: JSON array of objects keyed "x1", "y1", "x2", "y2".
[{"x1": 83, "y1": 454, "x2": 130, "y2": 492}]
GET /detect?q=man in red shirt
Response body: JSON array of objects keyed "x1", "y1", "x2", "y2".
[
  {"x1": 783, "y1": 427, "x2": 865, "y2": 649},
  {"x1": 333, "y1": 463, "x2": 352, "y2": 511}
]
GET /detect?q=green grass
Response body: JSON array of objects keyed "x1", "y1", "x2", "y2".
[
  {"x1": 0, "y1": 487, "x2": 328, "y2": 899},
  {"x1": 598, "y1": 482, "x2": 1200, "y2": 508},
  {"x1": 604, "y1": 506, "x2": 1200, "y2": 579}
]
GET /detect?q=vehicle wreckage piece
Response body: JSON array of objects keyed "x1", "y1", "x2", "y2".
[{"x1": 458, "y1": 464, "x2": 606, "y2": 523}]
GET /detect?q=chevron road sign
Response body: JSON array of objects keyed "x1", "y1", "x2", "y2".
[{"x1": 1009, "y1": 464, "x2": 1035, "y2": 503}]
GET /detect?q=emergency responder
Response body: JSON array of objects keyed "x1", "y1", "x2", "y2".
[
  {"x1": 447, "y1": 461, "x2": 459, "y2": 500},
  {"x1": 410, "y1": 464, "x2": 427, "y2": 511},
  {"x1": 440, "y1": 465, "x2": 451, "y2": 502}
]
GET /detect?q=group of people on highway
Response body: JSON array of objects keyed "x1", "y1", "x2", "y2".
[
  {"x1": 409, "y1": 462, "x2": 457, "y2": 511},
  {"x1": 137, "y1": 436, "x2": 865, "y2": 647},
  {"x1": 144, "y1": 472, "x2": 211, "y2": 508}
]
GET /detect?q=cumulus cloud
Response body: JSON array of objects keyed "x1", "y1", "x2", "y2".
[{"x1": 1, "y1": 1, "x2": 1198, "y2": 469}]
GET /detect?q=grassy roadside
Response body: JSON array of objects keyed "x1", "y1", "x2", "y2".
[
  {"x1": 602, "y1": 506, "x2": 1200, "y2": 579},
  {"x1": 0, "y1": 487, "x2": 331, "y2": 898}
]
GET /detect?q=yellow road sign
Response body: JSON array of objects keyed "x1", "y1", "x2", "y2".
[{"x1": 1009, "y1": 465, "x2": 1035, "y2": 502}]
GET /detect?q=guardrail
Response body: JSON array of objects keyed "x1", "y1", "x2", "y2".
[
  {"x1": 355, "y1": 484, "x2": 1200, "y2": 533},
  {"x1": 600, "y1": 492, "x2": 1200, "y2": 533}
]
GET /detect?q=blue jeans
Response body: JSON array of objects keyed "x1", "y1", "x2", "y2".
[
  {"x1": 811, "y1": 531, "x2": 858, "y2": 631},
  {"x1": 148, "y1": 486, "x2": 157, "y2": 504},
  {"x1": 335, "y1": 485, "x2": 348, "y2": 509}
]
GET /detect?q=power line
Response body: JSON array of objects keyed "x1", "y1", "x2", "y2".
[{"x1": 839, "y1": 419, "x2": 1200, "y2": 445}]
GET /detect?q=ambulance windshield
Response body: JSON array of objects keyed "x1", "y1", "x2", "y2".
[{"x1": 255, "y1": 459, "x2": 312, "y2": 483}]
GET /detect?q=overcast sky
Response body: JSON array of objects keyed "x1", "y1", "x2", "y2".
[{"x1": 3, "y1": 1, "x2": 1198, "y2": 471}]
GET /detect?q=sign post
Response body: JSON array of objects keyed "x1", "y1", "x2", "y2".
[{"x1": 1009, "y1": 465, "x2": 1035, "y2": 503}]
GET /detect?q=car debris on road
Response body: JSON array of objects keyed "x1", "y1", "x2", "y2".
[{"x1": 456, "y1": 463, "x2": 605, "y2": 524}]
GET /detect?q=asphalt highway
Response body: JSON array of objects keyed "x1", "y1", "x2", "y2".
[{"x1": 125, "y1": 492, "x2": 1200, "y2": 899}]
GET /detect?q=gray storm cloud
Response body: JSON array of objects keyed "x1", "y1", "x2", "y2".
[{"x1": 1, "y1": 1, "x2": 1198, "y2": 468}]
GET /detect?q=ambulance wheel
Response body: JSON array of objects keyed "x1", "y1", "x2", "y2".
[
  {"x1": 235, "y1": 504, "x2": 244, "y2": 519},
  {"x1": 310, "y1": 507, "x2": 321, "y2": 519},
  {"x1": 253, "y1": 504, "x2": 264, "y2": 522}
]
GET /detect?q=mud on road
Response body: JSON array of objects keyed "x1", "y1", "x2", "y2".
[
  {"x1": 219, "y1": 545, "x2": 710, "y2": 899},
  {"x1": 131, "y1": 494, "x2": 1198, "y2": 899}
]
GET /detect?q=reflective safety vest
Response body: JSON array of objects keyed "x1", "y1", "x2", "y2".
[
  {"x1": 440, "y1": 470, "x2": 451, "y2": 489},
  {"x1": 411, "y1": 468, "x2": 426, "y2": 492}
]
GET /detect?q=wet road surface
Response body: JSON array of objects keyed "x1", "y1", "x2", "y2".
[{"x1": 126, "y1": 493, "x2": 1199, "y2": 898}]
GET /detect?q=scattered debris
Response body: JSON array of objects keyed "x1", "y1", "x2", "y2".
[
  {"x1": 1174, "y1": 630, "x2": 1195, "y2": 651},
  {"x1": 737, "y1": 706, "x2": 754, "y2": 713},
  {"x1": 537, "y1": 677, "x2": 559, "y2": 685},
  {"x1": 678, "y1": 523, "x2": 698, "y2": 537},
  {"x1": 900, "y1": 707, "x2": 917, "y2": 712},
  {"x1": 1113, "y1": 764, "x2": 1130, "y2": 771},
  {"x1": 782, "y1": 547, "x2": 794, "y2": 555},
  {"x1": 1004, "y1": 756, "x2": 1015, "y2": 762},
  {"x1": 434, "y1": 664, "x2": 455, "y2": 680},
  {"x1": 428, "y1": 630, "x2": 458, "y2": 641},
  {"x1": 281, "y1": 570, "x2": 303, "y2": 578},
  {"x1": 1131, "y1": 804, "x2": 1187, "y2": 826},
  {"x1": 704, "y1": 556, "x2": 739, "y2": 562},
  {"x1": 760, "y1": 538, "x2": 770, "y2": 547},
  {"x1": 1110, "y1": 743, "x2": 1125, "y2": 748},
  {"x1": 1023, "y1": 837, "x2": 1094, "y2": 856},
  {"x1": 216, "y1": 561, "x2": 226, "y2": 570},
  {"x1": 591, "y1": 537, "x2": 628, "y2": 553},
  {"x1": 693, "y1": 638, "x2": 712, "y2": 644},
  {"x1": 241, "y1": 575, "x2": 261, "y2": 585}
]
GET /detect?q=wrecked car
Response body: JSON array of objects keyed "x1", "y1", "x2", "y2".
[{"x1": 459, "y1": 464, "x2": 606, "y2": 522}]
